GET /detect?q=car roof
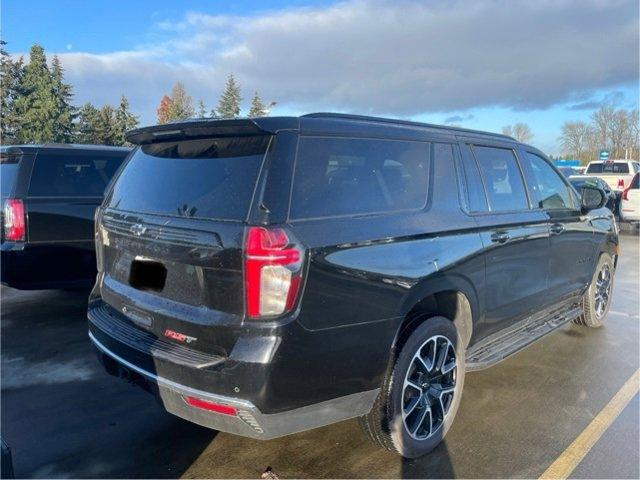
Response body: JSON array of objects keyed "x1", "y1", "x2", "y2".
[
  {"x1": 126, "y1": 113, "x2": 519, "y2": 145},
  {"x1": 0, "y1": 144, "x2": 131, "y2": 154},
  {"x1": 588, "y1": 159, "x2": 633, "y2": 163},
  {"x1": 570, "y1": 176, "x2": 601, "y2": 182}
]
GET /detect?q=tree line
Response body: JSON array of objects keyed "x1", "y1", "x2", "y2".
[
  {"x1": 558, "y1": 106, "x2": 639, "y2": 164},
  {"x1": 1, "y1": 42, "x2": 138, "y2": 146},
  {"x1": 2, "y1": 43, "x2": 638, "y2": 158},
  {"x1": 155, "y1": 74, "x2": 274, "y2": 124}
]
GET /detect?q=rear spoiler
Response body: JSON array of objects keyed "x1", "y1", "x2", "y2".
[{"x1": 125, "y1": 117, "x2": 299, "y2": 145}]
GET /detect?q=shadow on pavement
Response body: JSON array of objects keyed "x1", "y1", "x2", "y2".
[
  {"x1": 1, "y1": 288, "x2": 215, "y2": 478},
  {"x1": 400, "y1": 442, "x2": 455, "y2": 478}
]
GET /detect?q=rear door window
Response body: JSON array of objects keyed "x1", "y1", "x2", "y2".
[
  {"x1": 459, "y1": 145, "x2": 489, "y2": 212},
  {"x1": 290, "y1": 137, "x2": 430, "y2": 220},
  {"x1": 107, "y1": 136, "x2": 271, "y2": 221},
  {"x1": 29, "y1": 151, "x2": 126, "y2": 197},
  {"x1": 472, "y1": 146, "x2": 529, "y2": 212}
]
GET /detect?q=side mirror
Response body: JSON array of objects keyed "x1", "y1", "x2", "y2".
[{"x1": 580, "y1": 185, "x2": 607, "y2": 212}]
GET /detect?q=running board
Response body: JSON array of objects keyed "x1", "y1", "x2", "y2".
[{"x1": 466, "y1": 304, "x2": 583, "y2": 371}]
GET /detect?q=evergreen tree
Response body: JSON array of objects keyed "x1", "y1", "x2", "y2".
[
  {"x1": 248, "y1": 92, "x2": 268, "y2": 117},
  {"x1": 76, "y1": 102, "x2": 101, "y2": 144},
  {"x1": 0, "y1": 40, "x2": 23, "y2": 143},
  {"x1": 114, "y1": 95, "x2": 138, "y2": 145},
  {"x1": 196, "y1": 99, "x2": 207, "y2": 118},
  {"x1": 157, "y1": 95, "x2": 173, "y2": 124},
  {"x1": 217, "y1": 74, "x2": 242, "y2": 119},
  {"x1": 50, "y1": 55, "x2": 76, "y2": 142},
  {"x1": 168, "y1": 82, "x2": 194, "y2": 121},
  {"x1": 12, "y1": 44, "x2": 58, "y2": 143},
  {"x1": 95, "y1": 105, "x2": 118, "y2": 145}
]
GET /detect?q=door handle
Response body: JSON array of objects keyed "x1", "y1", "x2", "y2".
[
  {"x1": 550, "y1": 223, "x2": 565, "y2": 235},
  {"x1": 490, "y1": 232, "x2": 510, "y2": 243}
]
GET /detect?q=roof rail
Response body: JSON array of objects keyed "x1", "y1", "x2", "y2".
[{"x1": 301, "y1": 112, "x2": 516, "y2": 141}]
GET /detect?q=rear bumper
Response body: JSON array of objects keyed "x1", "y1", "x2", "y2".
[{"x1": 90, "y1": 331, "x2": 378, "y2": 439}]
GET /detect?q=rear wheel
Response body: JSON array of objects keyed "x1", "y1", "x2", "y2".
[
  {"x1": 359, "y1": 316, "x2": 465, "y2": 458},
  {"x1": 574, "y1": 253, "x2": 615, "y2": 328}
]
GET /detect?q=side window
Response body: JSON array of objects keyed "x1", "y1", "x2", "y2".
[
  {"x1": 290, "y1": 137, "x2": 430, "y2": 219},
  {"x1": 29, "y1": 152, "x2": 125, "y2": 197},
  {"x1": 633, "y1": 162, "x2": 640, "y2": 174},
  {"x1": 522, "y1": 152, "x2": 575, "y2": 210},
  {"x1": 472, "y1": 146, "x2": 529, "y2": 211},
  {"x1": 459, "y1": 145, "x2": 488, "y2": 212}
]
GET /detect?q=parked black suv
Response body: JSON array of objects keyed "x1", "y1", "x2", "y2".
[
  {"x1": 1, "y1": 144, "x2": 130, "y2": 290},
  {"x1": 89, "y1": 114, "x2": 617, "y2": 458}
]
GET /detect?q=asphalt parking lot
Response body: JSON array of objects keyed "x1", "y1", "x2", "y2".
[{"x1": 2, "y1": 231, "x2": 638, "y2": 479}]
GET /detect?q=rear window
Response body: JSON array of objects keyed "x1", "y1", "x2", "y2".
[
  {"x1": 107, "y1": 136, "x2": 271, "y2": 221},
  {"x1": 29, "y1": 151, "x2": 127, "y2": 197},
  {"x1": 586, "y1": 162, "x2": 630, "y2": 174},
  {"x1": 0, "y1": 155, "x2": 20, "y2": 198},
  {"x1": 290, "y1": 137, "x2": 430, "y2": 220}
]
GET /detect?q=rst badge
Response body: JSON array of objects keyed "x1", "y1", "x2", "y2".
[{"x1": 164, "y1": 329, "x2": 197, "y2": 344}]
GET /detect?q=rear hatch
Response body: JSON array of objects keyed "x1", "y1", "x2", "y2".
[{"x1": 96, "y1": 134, "x2": 272, "y2": 354}]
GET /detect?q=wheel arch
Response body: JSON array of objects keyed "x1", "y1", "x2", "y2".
[{"x1": 395, "y1": 274, "x2": 480, "y2": 353}]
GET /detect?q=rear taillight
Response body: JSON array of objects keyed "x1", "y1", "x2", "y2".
[
  {"x1": 622, "y1": 186, "x2": 631, "y2": 200},
  {"x1": 618, "y1": 178, "x2": 625, "y2": 189},
  {"x1": 244, "y1": 226, "x2": 304, "y2": 318},
  {"x1": 3, "y1": 199, "x2": 25, "y2": 241}
]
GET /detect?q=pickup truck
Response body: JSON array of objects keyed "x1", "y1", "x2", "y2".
[{"x1": 576, "y1": 160, "x2": 640, "y2": 191}]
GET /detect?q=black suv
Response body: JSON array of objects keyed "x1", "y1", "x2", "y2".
[
  {"x1": 88, "y1": 114, "x2": 617, "y2": 458},
  {"x1": 1, "y1": 144, "x2": 130, "y2": 290}
]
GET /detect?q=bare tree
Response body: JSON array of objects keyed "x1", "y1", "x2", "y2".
[
  {"x1": 512, "y1": 123, "x2": 533, "y2": 143},
  {"x1": 559, "y1": 120, "x2": 591, "y2": 161},
  {"x1": 558, "y1": 106, "x2": 639, "y2": 163},
  {"x1": 502, "y1": 123, "x2": 533, "y2": 143},
  {"x1": 628, "y1": 109, "x2": 639, "y2": 159},
  {"x1": 590, "y1": 105, "x2": 616, "y2": 151},
  {"x1": 610, "y1": 110, "x2": 629, "y2": 158}
]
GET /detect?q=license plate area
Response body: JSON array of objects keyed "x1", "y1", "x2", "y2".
[{"x1": 129, "y1": 258, "x2": 167, "y2": 292}]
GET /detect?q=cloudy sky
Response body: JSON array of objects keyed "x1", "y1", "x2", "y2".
[{"x1": 3, "y1": 0, "x2": 639, "y2": 154}]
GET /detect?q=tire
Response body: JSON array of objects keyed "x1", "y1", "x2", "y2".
[
  {"x1": 359, "y1": 316, "x2": 465, "y2": 458},
  {"x1": 574, "y1": 253, "x2": 615, "y2": 328}
]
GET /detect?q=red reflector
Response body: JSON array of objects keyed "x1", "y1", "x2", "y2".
[
  {"x1": 183, "y1": 396, "x2": 237, "y2": 416},
  {"x1": 3, "y1": 199, "x2": 25, "y2": 241}
]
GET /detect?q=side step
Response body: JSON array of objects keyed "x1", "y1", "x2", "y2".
[{"x1": 466, "y1": 304, "x2": 583, "y2": 371}]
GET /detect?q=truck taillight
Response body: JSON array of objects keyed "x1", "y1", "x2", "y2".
[
  {"x1": 622, "y1": 186, "x2": 631, "y2": 200},
  {"x1": 3, "y1": 199, "x2": 25, "y2": 241},
  {"x1": 244, "y1": 226, "x2": 304, "y2": 318},
  {"x1": 618, "y1": 178, "x2": 625, "y2": 189}
]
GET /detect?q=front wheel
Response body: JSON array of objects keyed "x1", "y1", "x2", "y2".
[
  {"x1": 359, "y1": 316, "x2": 465, "y2": 458},
  {"x1": 574, "y1": 253, "x2": 615, "y2": 328}
]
